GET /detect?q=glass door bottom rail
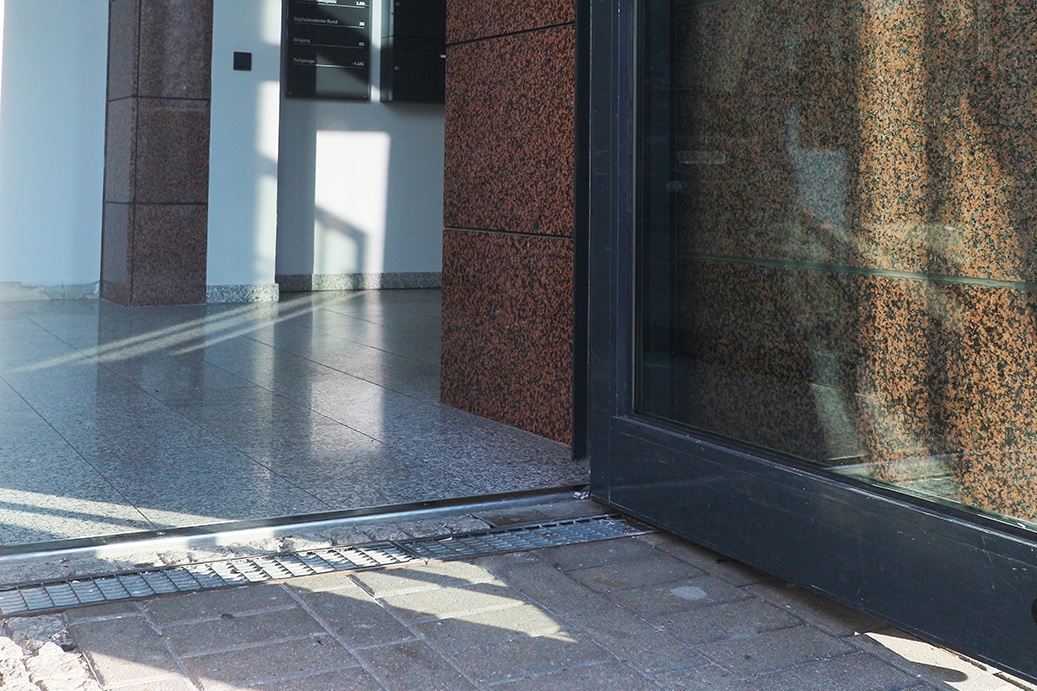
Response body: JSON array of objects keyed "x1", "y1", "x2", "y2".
[{"x1": 833, "y1": 452, "x2": 1037, "y2": 533}]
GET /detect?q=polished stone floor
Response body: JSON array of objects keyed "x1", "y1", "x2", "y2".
[{"x1": 0, "y1": 290, "x2": 585, "y2": 546}]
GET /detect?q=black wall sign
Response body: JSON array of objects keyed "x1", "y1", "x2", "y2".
[{"x1": 285, "y1": 0, "x2": 371, "y2": 100}]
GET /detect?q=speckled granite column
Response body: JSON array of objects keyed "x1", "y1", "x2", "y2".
[
  {"x1": 101, "y1": 0, "x2": 213, "y2": 306},
  {"x1": 441, "y1": 1, "x2": 576, "y2": 443}
]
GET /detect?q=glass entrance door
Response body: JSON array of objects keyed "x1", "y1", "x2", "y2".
[{"x1": 584, "y1": 0, "x2": 1037, "y2": 680}]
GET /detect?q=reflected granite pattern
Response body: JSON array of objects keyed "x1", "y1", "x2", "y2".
[
  {"x1": 100, "y1": 0, "x2": 213, "y2": 306},
  {"x1": 441, "y1": 0, "x2": 576, "y2": 443},
  {"x1": 641, "y1": 0, "x2": 1037, "y2": 525}
]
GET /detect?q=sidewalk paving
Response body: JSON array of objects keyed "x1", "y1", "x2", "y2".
[{"x1": 0, "y1": 503, "x2": 1033, "y2": 690}]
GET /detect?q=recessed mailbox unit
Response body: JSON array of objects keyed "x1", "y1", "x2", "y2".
[
  {"x1": 380, "y1": 0, "x2": 446, "y2": 103},
  {"x1": 285, "y1": 0, "x2": 371, "y2": 100}
]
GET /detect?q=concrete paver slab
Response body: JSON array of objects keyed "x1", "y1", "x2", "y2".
[
  {"x1": 749, "y1": 650, "x2": 925, "y2": 691},
  {"x1": 434, "y1": 630, "x2": 611, "y2": 685},
  {"x1": 495, "y1": 660, "x2": 660, "y2": 690},
  {"x1": 377, "y1": 582, "x2": 525, "y2": 624},
  {"x1": 474, "y1": 554, "x2": 708, "y2": 674},
  {"x1": 635, "y1": 533, "x2": 776, "y2": 586},
  {"x1": 353, "y1": 639, "x2": 475, "y2": 690},
  {"x1": 605, "y1": 574, "x2": 753, "y2": 618},
  {"x1": 180, "y1": 636, "x2": 359, "y2": 690},
  {"x1": 652, "y1": 597, "x2": 800, "y2": 645},
  {"x1": 67, "y1": 617, "x2": 184, "y2": 688},
  {"x1": 142, "y1": 586, "x2": 297, "y2": 626},
  {"x1": 696, "y1": 624, "x2": 855, "y2": 675},
  {"x1": 242, "y1": 667, "x2": 384, "y2": 691},
  {"x1": 158, "y1": 607, "x2": 326, "y2": 657},
  {"x1": 565, "y1": 554, "x2": 706, "y2": 593},
  {"x1": 653, "y1": 662, "x2": 760, "y2": 690},
  {"x1": 292, "y1": 588, "x2": 416, "y2": 649},
  {"x1": 747, "y1": 580, "x2": 892, "y2": 638}
]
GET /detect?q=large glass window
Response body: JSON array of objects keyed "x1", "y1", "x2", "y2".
[{"x1": 635, "y1": 0, "x2": 1037, "y2": 531}]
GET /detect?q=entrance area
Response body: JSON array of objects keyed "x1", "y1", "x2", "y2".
[{"x1": 0, "y1": 289, "x2": 586, "y2": 548}]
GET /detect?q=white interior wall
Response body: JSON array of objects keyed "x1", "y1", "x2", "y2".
[
  {"x1": 276, "y1": 0, "x2": 444, "y2": 279},
  {"x1": 206, "y1": 0, "x2": 283, "y2": 293},
  {"x1": 0, "y1": 1, "x2": 106, "y2": 291}
]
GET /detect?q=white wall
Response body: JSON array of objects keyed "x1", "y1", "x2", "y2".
[
  {"x1": 276, "y1": 0, "x2": 444, "y2": 278},
  {"x1": 206, "y1": 0, "x2": 283, "y2": 291},
  {"x1": 0, "y1": 1, "x2": 107, "y2": 291}
]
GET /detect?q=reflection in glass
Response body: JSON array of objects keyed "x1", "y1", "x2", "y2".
[{"x1": 635, "y1": 0, "x2": 1037, "y2": 529}]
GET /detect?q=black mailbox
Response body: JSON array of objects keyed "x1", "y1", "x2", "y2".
[{"x1": 381, "y1": 0, "x2": 445, "y2": 103}]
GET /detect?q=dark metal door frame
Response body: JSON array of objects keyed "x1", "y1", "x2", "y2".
[{"x1": 578, "y1": 0, "x2": 1037, "y2": 681}]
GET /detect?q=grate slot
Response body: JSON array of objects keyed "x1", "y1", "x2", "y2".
[{"x1": 0, "y1": 514, "x2": 653, "y2": 618}]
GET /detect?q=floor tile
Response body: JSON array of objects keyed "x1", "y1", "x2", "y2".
[{"x1": 0, "y1": 289, "x2": 587, "y2": 546}]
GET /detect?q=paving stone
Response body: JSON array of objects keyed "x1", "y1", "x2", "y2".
[
  {"x1": 493, "y1": 660, "x2": 656, "y2": 689},
  {"x1": 412, "y1": 604, "x2": 569, "y2": 650},
  {"x1": 470, "y1": 555, "x2": 704, "y2": 674},
  {"x1": 652, "y1": 662, "x2": 758, "y2": 690},
  {"x1": 7, "y1": 614, "x2": 71, "y2": 652},
  {"x1": 159, "y1": 607, "x2": 325, "y2": 657},
  {"x1": 36, "y1": 679, "x2": 103, "y2": 691},
  {"x1": 245, "y1": 667, "x2": 384, "y2": 691},
  {"x1": 653, "y1": 597, "x2": 800, "y2": 645},
  {"x1": 635, "y1": 533, "x2": 775, "y2": 586},
  {"x1": 750, "y1": 650, "x2": 922, "y2": 691},
  {"x1": 436, "y1": 630, "x2": 611, "y2": 685},
  {"x1": 350, "y1": 568, "x2": 448, "y2": 598},
  {"x1": 143, "y1": 585, "x2": 296, "y2": 625},
  {"x1": 697, "y1": 625, "x2": 854, "y2": 675},
  {"x1": 746, "y1": 580, "x2": 891, "y2": 637},
  {"x1": 565, "y1": 553, "x2": 706, "y2": 592},
  {"x1": 181, "y1": 635, "x2": 358, "y2": 690},
  {"x1": 106, "y1": 679, "x2": 198, "y2": 691},
  {"x1": 393, "y1": 560, "x2": 505, "y2": 587},
  {"x1": 378, "y1": 582, "x2": 527, "y2": 624},
  {"x1": 68, "y1": 617, "x2": 184, "y2": 688},
  {"x1": 350, "y1": 562, "x2": 506, "y2": 599},
  {"x1": 605, "y1": 574, "x2": 752, "y2": 617},
  {"x1": 294, "y1": 588, "x2": 416, "y2": 648},
  {"x1": 354, "y1": 639, "x2": 476, "y2": 690}
]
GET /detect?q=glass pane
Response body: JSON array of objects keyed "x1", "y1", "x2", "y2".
[{"x1": 635, "y1": 0, "x2": 1037, "y2": 530}]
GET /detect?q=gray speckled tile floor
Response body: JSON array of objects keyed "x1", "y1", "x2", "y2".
[{"x1": 0, "y1": 290, "x2": 586, "y2": 547}]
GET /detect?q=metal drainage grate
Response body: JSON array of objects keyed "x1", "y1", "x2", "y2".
[{"x1": 0, "y1": 514, "x2": 653, "y2": 618}]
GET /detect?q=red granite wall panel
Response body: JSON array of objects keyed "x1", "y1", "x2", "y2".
[
  {"x1": 441, "y1": 230, "x2": 574, "y2": 443},
  {"x1": 444, "y1": 27, "x2": 575, "y2": 237},
  {"x1": 447, "y1": 0, "x2": 574, "y2": 44},
  {"x1": 441, "y1": 0, "x2": 576, "y2": 443}
]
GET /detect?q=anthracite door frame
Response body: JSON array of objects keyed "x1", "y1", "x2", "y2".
[{"x1": 578, "y1": 0, "x2": 1037, "y2": 681}]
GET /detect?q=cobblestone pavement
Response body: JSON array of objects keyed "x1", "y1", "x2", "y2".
[{"x1": 1, "y1": 524, "x2": 1033, "y2": 691}]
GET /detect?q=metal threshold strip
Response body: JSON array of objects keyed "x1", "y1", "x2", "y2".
[{"x1": 0, "y1": 514, "x2": 654, "y2": 618}]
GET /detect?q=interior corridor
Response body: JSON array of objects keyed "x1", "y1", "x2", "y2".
[{"x1": 0, "y1": 290, "x2": 587, "y2": 548}]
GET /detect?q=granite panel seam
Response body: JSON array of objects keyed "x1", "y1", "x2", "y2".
[
  {"x1": 444, "y1": 226, "x2": 578, "y2": 240},
  {"x1": 446, "y1": 21, "x2": 576, "y2": 47}
]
